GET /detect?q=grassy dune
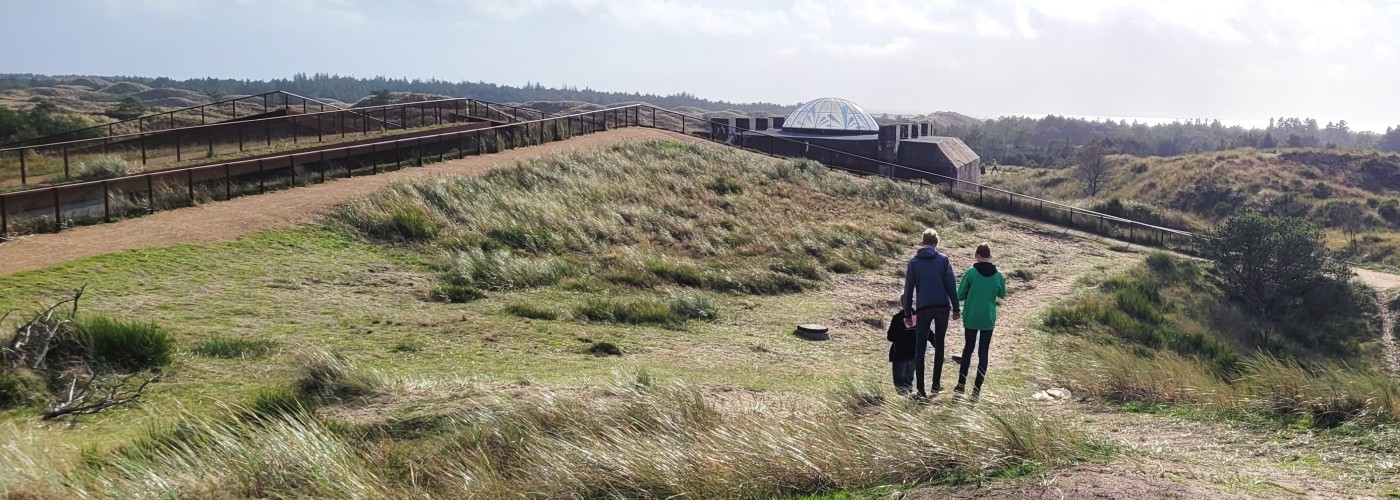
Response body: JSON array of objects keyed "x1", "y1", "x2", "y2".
[
  {"x1": 0, "y1": 140, "x2": 1107, "y2": 497},
  {"x1": 1042, "y1": 253, "x2": 1399, "y2": 432},
  {"x1": 985, "y1": 148, "x2": 1400, "y2": 266}
]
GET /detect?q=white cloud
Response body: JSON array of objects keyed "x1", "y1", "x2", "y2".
[
  {"x1": 103, "y1": 0, "x2": 200, "y2": 13},
  {"x1": 458, "y1": 0, "x2": 784, "y2": 36},
  {"x1": 815, "y1": 36, "x2": 914, "y2": 57}
]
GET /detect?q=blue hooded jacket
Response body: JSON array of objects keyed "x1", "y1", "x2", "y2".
[{"x1": 901, "y1": 247, "x2": 959, "y2": 317}]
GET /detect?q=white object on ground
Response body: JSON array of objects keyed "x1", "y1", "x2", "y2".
[{"x1": 1032, "y1": 387, "x2": 1073, "y2": 401}]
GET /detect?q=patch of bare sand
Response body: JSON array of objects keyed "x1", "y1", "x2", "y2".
[
  {"x1": 904, "y1": 466, "x2": 1240, "y2": 500},
  {"x1": 0, "y1": 128, "x2": 702, "y2": 276}
]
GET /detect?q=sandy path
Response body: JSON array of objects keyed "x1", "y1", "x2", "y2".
[{"x1": 0, "y1": 128, "x2": 700, "y2": 276}]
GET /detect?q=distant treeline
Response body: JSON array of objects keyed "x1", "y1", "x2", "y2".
[
  {"x1": 937, "y1": 115, "x2": 1395, "y2": 167},
  {"x1": 0, "y1": 73, "x2": 795, "y2": 114}
]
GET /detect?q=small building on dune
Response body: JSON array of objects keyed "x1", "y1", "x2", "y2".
[{"x1": 714, "y1": 97, "x2": 980, "y2": 190}]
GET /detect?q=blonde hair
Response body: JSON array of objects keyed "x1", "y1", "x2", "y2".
[
  {"x1": 921, "y1": 229, "x2": 940, "y2": 247},
  {"x1": 976, "y1": 242, "x2": 992, "y2": 258}
]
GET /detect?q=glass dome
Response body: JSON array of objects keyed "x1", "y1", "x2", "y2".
[{"x1": 782, "y1": 97, "x2": 879, "y2": 133}]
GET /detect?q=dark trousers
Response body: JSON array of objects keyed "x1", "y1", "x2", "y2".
[
  {"x1": 957, "y1": 329, "x2": 993, "y2": 395},
  {"x1": 913, "y1": 310, "x2": 951, "y2": 396},
  {"x1": 891, "y1": 359, "x2": 915, "y2": 394}
]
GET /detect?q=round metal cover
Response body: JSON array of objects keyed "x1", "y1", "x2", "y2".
[{"x1": 795, "y1": 323, "x2": 830, "y2": 340}]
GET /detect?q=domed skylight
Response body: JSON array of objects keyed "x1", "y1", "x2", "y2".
[{"x1": 782, "y1": 97, "x2": 879, "y2": 133}]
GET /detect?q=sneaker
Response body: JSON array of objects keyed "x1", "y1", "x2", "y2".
[{"x1": 953, "y1": 385, "x2": 965, "y2": 394}]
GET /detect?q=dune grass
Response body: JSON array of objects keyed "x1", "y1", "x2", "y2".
[
  {"x1": 0, "y1": 366, "x2": 1094, "y2": 498},
  {"x1": 190, "y1": 336, "x2": 276, "y2": 359},
  {"x1": 0, "y1": 139, "x2": 1086, "y2": 497},
  {"x1": 1044, "y1": 253, "x2": 1399, "y2": 430},
  {"x1": 329, "y1": 140, "x2": 950, "y2": 323}
]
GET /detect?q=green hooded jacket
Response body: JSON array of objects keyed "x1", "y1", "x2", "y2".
[{"x1": 957, "y1": 262, "x2": 1007, "y2": 331}]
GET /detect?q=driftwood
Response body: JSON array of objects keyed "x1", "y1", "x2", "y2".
[
  {"x1": 3, "y1": 287, "x2": 161, "y2": 421},
  {"x1": 42, "y1": 372, "x2": 159, "y2": 421},
  {"x1": 2, "y1": 286, "x2": 83, "y2": 371}
]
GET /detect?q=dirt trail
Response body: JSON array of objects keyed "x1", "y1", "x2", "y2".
[
  {"x1": 1376, "y1": 289, "x2": 1400, "y2": 375},
  {"x1": 0, "y1": 128, "x2": 701, "y2": 276},
  {"x1": 899, "y1": 225, "x2": 1400, "y2": 498}
]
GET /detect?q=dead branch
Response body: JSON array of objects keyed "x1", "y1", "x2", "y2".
[
  {"x1": 42, "y1": 372, "x2": 159, "y2": 421},
  {"x1": 3, "y1": 286, "x2": 85, "y2": 371}
]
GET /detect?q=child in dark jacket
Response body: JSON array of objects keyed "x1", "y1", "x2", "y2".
[{"x1": 887, "y1": 311, "x2": 917, "y2": 395}]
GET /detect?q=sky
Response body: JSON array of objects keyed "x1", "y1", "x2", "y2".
[{"x1": 1, "y1": 0, "x2": 1397, "y2": 131}]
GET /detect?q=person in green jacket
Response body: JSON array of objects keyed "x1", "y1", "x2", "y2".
[{"x1": 955, "y1": 242, "x2": 1007, "y2": 400}]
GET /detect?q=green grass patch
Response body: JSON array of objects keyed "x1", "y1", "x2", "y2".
[
  {"x1": 575, "y1": 292, "x2": 717, "y2": 327},
  {"x1": 191, "y1": 337, "x2": 276, "y2": 359},
  {"x1": 74, "y1": 316, "x2": 174, "y2": 371},
  {"x1": 503, "y1": 302, "x2": 560, "y2": 320}
]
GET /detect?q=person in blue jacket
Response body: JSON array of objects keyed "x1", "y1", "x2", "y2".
[{"x1": 900, "y1": 229, "x2": 960, "y2": 398}]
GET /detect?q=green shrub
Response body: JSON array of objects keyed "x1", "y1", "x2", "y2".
[
  {"x1": 588, "y1": 341, "x2": 623, "y2": 356},
  {"x1": 825, "y1": 259, "x2": 857, "y2": 274},
  {"x1": 575, "y1": 292, "x2": 717, "y2": 326},
  {"x1": 667, "y1": 291, "x2": 718, "y2": 321},
  {"x1": 705, "y1": 177, "x2": 743, "y2": 195},
  {"x1": 504, "y1": 302, "x2": 560, "y2": 320},
  {"x1": 486, "y1": 223, "x2": 558, "y2": 253},
  {"x1": 75, "y1": 317, "x2": 174, "y2": 371},
  {"x1": 576, "y1": 297, "x2": 678, "y2": 326},
  {"x1": 431, "y1": 283, "x2": 486, "y2": 303},
  {"x1": 445, "y1": 248, "x2": 583, "y2": 291},
  {"x1": 386, "y1": 203, "x2": 441, "y2": 240},
  {"x1": 0, "y1": 369, "x2": 47, "y2": 409},
  {"x1": 296, "y1": 351, "x2": 379, "y2": 401},
  {"x1": 246, "y1": 388, "x2": 313, "y2": 418},
  {"x1": 192, "y1": 337, "x2": 276, "y2": 359},
  {"x1": 336, "y1": 199, "x2": 442, "y2": 242},
  {"x1": 770, "y1": 256, "x2": 823, "y2": 280},
  {"x1": 73, "y1": 155, "x2": 130, "y2": 181},
  {"x1": 728, "y1": 271, "x2": 809, "y2": 295},
  {"x1": 604, "y1": 267, "x2": 661, "y2": 288},
  {"x1": 647, "y1": 259, "x2": 707, "y2": 288}
]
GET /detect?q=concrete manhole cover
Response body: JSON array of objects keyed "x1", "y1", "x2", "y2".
[{"x1": 795, "y1": 323, "x2": 829, "y2": 340}]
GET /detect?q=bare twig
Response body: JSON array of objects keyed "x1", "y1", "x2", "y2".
[{"x1": 42, "y1": 373, "x2": 159, "y2": 421}]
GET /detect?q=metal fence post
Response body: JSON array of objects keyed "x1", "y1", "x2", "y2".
[
  {"x1": 0, "y1": 195, "x2": 7, "y2": 236},
  {"x1": 225, "y1": 164, "x2": 232, "y2": 200},
  {"x1": 187, "y1": 169, "x2": 195, "y2": 204},
  {"x1": 147, "y1": 175, "x2": 155, "y2": 213},
  {"x1": 18, "y1": 149, "x2": 25, "y2": 185},
  {"x1": 103, "y1": 181, "x2": 111, "y2": 222},
  {"x1": 52, "y1": 188, "x2": 61, "y2": 232},
  {"x1": 258, "y1": 159, "x2": 266, "y2": 194},
  {"x1": 62, "y1": 144, "x2": 70, "y2": 179}
]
